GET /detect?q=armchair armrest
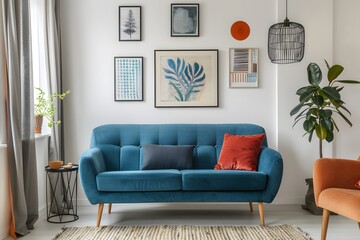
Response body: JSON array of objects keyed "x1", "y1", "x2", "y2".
[
  {"x1": 313, "y1": 158, "x2": 360, "y2": 204},
  {"x1": 257, "y1": 147, "x2": 283, "y2": 203},
  {"x1": 79, "y1": 148, "x2": 106, "y2": 204}
]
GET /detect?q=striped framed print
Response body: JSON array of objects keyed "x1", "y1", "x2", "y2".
[{"x1": 229, "y1": 48, "x2": 259, "y2": 88}]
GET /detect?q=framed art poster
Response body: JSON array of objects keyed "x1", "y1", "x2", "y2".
[
  {"x1": 229, "y1": 48, "x2": 259, "y2": 88},
  {"x1": 114, "y1": 57, "x2": 143, "y2": 101},
  {"x1": 119, "y1": 6, "x2": 141, "y2": 41},
  {"x1": 154, "y1": 49, "x2": 218, "y2": 107},
  {"x1": 171, "y1": 4, "x2": 199, "y2": 37}
]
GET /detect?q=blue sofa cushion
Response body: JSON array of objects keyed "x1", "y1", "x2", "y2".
[
  {"x1": 142, "y1": 144, "x2": 195, "y2": 170},
  {"x1": 181, "y1": 169, "x2": 267, "y2": 191},
  {"x1": 96, "y1": 170, "x2": 182, "y2": 192}
]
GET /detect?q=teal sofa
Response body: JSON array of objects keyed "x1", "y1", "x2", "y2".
[{"x1": 79, "y1": 124, "x2": 283, "y2": 226}]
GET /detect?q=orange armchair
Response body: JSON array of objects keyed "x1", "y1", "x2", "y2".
[{"x1": 313, "y1": 158, "x2": 360, "y2": 240}]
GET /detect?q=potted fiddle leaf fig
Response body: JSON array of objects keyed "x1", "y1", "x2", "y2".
[
  {"x1": 34, "y1": 88, "x2": 70, "y2": 134},
  {"x1": 290, "y1": 60, "x2": 360, "y2": 214},
  {"x1": 290, "y1": 60, "x2": 360, "y2": 158}
]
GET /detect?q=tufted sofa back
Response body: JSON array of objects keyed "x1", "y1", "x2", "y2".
[{"x1": 90, "y1": 124, "x2": 267, "y2": 171}]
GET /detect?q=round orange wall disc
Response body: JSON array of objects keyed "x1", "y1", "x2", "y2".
[{"x1": 231, "y1": 21, "x2": 250, "y2": 41}]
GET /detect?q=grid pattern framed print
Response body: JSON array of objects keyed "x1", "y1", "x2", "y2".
[
  {"x1": 114, "y1": 57, "x2": 143, "y2": 101},
  {"x1": 171, "y1": 4, "x2": 199, "y2": 37},
  {"x1": 119, "y1": 6, "x2": 141, "y2": 41},
  {"x1": 154, "y1": 49, "x2": 218, "y2": 108},
  {"x1": 229, "y1": 48, "x2": 259, "y2": 88}
]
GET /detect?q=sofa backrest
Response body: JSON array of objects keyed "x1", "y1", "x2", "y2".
[{"x1": 90, "y1": 124, "x2": 267, "y2": 171}]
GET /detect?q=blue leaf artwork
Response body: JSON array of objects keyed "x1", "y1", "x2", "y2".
[{"x1": 163, "y1": 57, "x2": 206, "y2": 101}]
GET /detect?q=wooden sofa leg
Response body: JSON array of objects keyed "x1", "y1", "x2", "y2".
[
  {"x1": 321, "y1": 209, "x2": 330, "y2": 240},
  {"x1": 249, "y1": 202, "x2": 253, "y2": 212},
  {"x1": 258, "y1": 202, "x2": 265, "y2": 226},
  {"x1": 108, "y1": 203, "x2": 112, "y2": 214},
  {"x1": 97, "y1": 203, "x2": 104, "y2": 227}
]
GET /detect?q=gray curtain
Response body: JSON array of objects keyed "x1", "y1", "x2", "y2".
[
  {"x1": 43, "y1": 0, "x2": 67, "y2": 213},
  {"x1": 2, "y1": 0, "x2": 38, "y2": 236},
  {"x1": 45, "y1": 0, "x2": 63, "y2": 162}
]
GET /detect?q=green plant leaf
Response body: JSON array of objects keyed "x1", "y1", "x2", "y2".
[
  {"x1": 303, "y1": 120, "x2": 315, "y2": 132},
  {"x1": 308, "y1": 130, "x2": 314, "y2": 142},
  {"x1": 320, "y1": 117, "x2": 333, "y2": 132},
  {"x1": 335, "y1": 86, "x2": 344, "y2": 92},
  {"x1": 299, "y1": 89, "x2": 315, "y2": 102},
  {"x1": 324, "y1": 59, "x2": 330, "y2": 70},
  {"x1": 315, "y1": 125, "x2": 327, "y2": 140},
  {"x1": 339, "y1": 104, "x2": 351, "y2": 115},
  {"x1": 327, "y1": 64, "x2": 344, "y2": 82},
  {"x1": 319, "y1": 109, "x2": 332, "y2": 118},
  {"x1": 307, "y1": 63, "x2": 322, "y2": 86},
  {"x1": 321, "y1": 86, "x2": 341, "y2": 101},
  {"x1": 295, "y1": 106, "x2": 311, "y2": 121},
  {"x1": 296, "y1": 86, "x2": 316, "y2": 96},
  {"x1": 290, "y1": 102, "x2": 306, "y2": 116},
  {"x1": 312, "y1": 95, "x2": 324, "y2": 106},
  {"x1": 335, "y1": 80, "x2": 360, "y2": 84},
  {"x1": 336, "y1": 109, "x2": 353, "y2": 127},
  {"x1": 325, "y1": 131, "x2": 334, "y2": 142}
]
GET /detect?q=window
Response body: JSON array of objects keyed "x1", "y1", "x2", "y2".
[{"x1": 30, "y1": 0, "x2": 51, "y2": 135}]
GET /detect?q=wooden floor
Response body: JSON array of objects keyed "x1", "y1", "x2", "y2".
[{"x1": 19, "y1": 204, "x2": 359, "y2": 240}]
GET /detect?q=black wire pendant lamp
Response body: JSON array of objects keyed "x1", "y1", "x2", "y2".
[{"x1": 268, "y1": 0, "x2": 305, "y2": 64}]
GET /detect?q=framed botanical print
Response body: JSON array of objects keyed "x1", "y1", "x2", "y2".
[
  {"x1": 154, "y1": 49, "x2": 218, "y2": 107},
  {"x1": 119, "y1": 6, "x2": 141, "y2": 41}
]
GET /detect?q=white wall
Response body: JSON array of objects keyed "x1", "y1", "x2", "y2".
[
  {"x1": 61, "y1": 0, "x2": 360, "y2": 204},
  {"x1": 276, "y1": 0, "x2": 334, "y2": 203},
  {"x1": 0, "y1": 146, "x2": 10, "y2": 240},
  {"x1": 333, "y1": 0, "x2": 360, "y2": 159}
]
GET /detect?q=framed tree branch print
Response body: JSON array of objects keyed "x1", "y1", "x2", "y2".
[
  {"x1": 119, "y1": 6, "x2": 141, "y2": 41},
  {"x1": 154, "y1": 50, "x2": 218, "y2": 107}
]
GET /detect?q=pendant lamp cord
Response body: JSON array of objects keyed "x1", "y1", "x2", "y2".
[{"x1": 285, "y1": 0, "x2": 288, "y2": 19}]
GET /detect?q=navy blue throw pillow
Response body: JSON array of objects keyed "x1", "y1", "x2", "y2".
[{"x1": 142, "y1": 145, "x2": 195, "y2": 170}]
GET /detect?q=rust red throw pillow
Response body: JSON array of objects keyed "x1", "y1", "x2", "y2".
[{"x1": 214, "y1": 133, "x2": 265, "y2": 171}]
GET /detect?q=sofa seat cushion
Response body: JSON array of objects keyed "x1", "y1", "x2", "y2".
[
  {"x1": 96, "y1": 170, "x2": 182, "y2": 192},
  {"x1": 181, "y1": 169, "x2": 267, "y2": 191}
]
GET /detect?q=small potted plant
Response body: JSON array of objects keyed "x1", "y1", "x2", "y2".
[{"x1": 34, "y1": 88, "x2": 70, "y2": 134}]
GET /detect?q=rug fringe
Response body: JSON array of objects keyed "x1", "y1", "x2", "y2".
[
  {"x1": 292, "y1": 224, "x2": 314, "y2": 240},
  {"x1": 52, "y1": 226, "x2": 67, "y2": 240}
]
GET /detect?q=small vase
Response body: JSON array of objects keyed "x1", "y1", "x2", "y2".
[{"x1": 35, "y1": 115, "x2": 43, "y2": 134}]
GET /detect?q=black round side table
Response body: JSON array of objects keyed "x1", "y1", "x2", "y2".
[{"x1": 45, "y1": 164, "x2": 79, "y2": 223}]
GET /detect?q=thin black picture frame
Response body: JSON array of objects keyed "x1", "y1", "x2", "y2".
[
  {"x1": 114, "y1": 57, "x2": 143, "y2": 101},
  {"x1": 171, "y1": 4, "x2": 199, "y2": 37},
  {"x1": 119, "y1": 6, "x2": 142, "y2": 41}
]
